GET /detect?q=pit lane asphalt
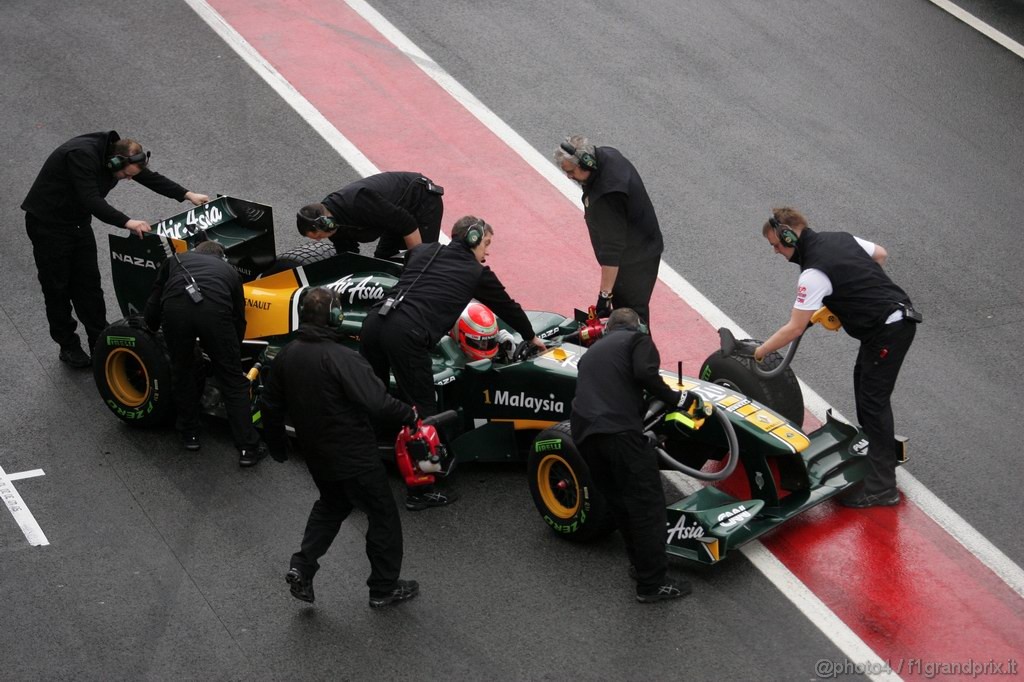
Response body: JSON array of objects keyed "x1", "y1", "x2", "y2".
[{"x1": 1, "y1": 1, "x2": 1021, "y2": 680}]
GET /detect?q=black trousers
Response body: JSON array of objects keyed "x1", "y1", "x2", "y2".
[
  {"x1": 579, "y1": 431, "x2": 668, "y2": 591},
  {"x1": 161, "y1": 297, "x2": 259, "y2": 451},
  {"x1": 373, "y1": 187, "x2": 443, "y2": 259},
  {"x1": 25, "y1": 213, "x2": 108, "y2": 353},
  {"x1": 854, "y1": 319, "x2": 917, "y2": 495},
  {"x1": 611, "y1": 256, "x2": 660, "y2": 328},
  {"x1": 291, "y1": 466, "x2": 403, "y2": 594},
  {"x1": 360, "y1": 310, "x2": 438, "y2": 416}
]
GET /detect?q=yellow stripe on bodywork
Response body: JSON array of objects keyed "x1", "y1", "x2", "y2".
[
  {"x1": 490, "y1": 418, "x2": 559, "y2": 431},
  {"x1": 242, "y1": 269, "x2": 301, "y2": 339},
  {"x1": 770, "y1": 425, "x2": 810, "y2": 452},
  {"x1": 661, "y1": 376, "x2": 697, "y2": 392}
]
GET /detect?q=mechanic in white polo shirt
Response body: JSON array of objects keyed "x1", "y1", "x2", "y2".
[{"x1": 753, "y1": 207, "x2": 920, "y2": 509}]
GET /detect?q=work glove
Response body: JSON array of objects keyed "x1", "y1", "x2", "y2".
[
  {"x1": 665, "y1": 391, "x2": 713, "y2": 431},
  {"x1": 404, "y1": 406, "x2": 420, "y2": 429},
  {"x1": 595, "y1": 290, "x2": 613, "y2": 317}
]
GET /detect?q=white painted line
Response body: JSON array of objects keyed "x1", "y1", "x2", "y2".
[
  {"x1": 6, "y1": 469, "x2": 45, "y2": 482},
  {"x1": 925, "y1": 0, "x2": 1024, "y2": 59},
  {"x1": 183, "y1": 0, "x2": 381, "y2": 179},
  {"x1": 341, "y1": 0, "x2": 1024, "y2": 604},
  {"x1": 0, "y1": 465, "x2": 49, "y2": 547}
]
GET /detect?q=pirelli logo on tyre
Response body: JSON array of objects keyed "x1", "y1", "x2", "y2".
[
  {"x1": 106, "y1": 335, "x2": 136, "y2": 348},
  {"x1": 533, "y1": 438, "x2": 562, "y2": 453}
]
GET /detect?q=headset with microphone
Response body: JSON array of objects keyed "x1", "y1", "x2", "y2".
[
  {"x1": 107, "y1": 150, "x2": 151, "y2": 172},
  {"x1": 769, "y1": 216, "x2": 799, "y2": 248},
  {"x1": 560, "y1": 140, "x2": 598, "y2": 172}
]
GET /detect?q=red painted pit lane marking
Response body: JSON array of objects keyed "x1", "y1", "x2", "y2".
[{"x1": 196, "y1": 0, "x2": 1023, "y2": 672}]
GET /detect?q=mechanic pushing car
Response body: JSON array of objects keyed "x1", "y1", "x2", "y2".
[
  {"x1": 261, "y1": 287, "x2": 420, "y2": 608},
  {"x1": 296, "y1": 171, "x2": 444, "y2": 260},
  {"x1": 21, "y1": 131, "x2": 209, "y2": 368},
  {"x1": 571, "y1": 307, "x2": 705, "y2": 603},
  {"x1": 753, "y1": 207, "x2": 920, "y2": 508},
  {"x1": 360, "y1": 215, "x2": 546, "y2": 511},
  {"x1": 554, "y1": 135, "x2": 664, "y2": 328},
  {"x1": 144, "y1": 240, "x2": 267, "y2": 467}
]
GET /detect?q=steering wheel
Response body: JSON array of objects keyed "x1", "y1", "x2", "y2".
[
  {"x1": 643, "y1": 399, "x2": 740, "y2": 481},
  {"x1": 511, "y1": 339, "x2": 543, "y2": 363}
]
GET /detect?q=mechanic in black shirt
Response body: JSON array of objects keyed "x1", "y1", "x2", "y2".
[
  {"x1": 753, "y1": 207, "x2": 919, "y2": 508},
  {"x1": 360, "y1": 215, "x2": 546, "y2": 510},
  {"x1": 21, "y1": 131, "x2": 209, "y2": 368},
  {"x1": 571, "y1": 308, "x2": 700, "y2": 603},
  {"x1": 144, "y1": 240, "x2": 266, "y2": 466},
  {"x1": 554, "y1": 136, "x2": 664, "y2": 326},
  {"x1": 296, "y1": 171, "x2": 444, "y2": 260},
  {"x1": 261, "y1": 287, "x2": 420, "y2": 608}
]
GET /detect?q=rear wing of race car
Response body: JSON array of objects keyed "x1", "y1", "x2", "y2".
[{"x1": 108, "y1": 196, "x2": 276, "y2": 318}]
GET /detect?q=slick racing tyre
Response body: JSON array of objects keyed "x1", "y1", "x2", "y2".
[
  {"x1": 263, "y1": 241, "x2": 337, "y2": 275},
  {"x1": 93, "y1": 319, "x2": 174, "y2": 427},
  {"x1": 699, "y1": 346, "x2": 804, "y2": 424},
  {"x1": 528, "y1": 422, "x2": 614, "y2": 543}
]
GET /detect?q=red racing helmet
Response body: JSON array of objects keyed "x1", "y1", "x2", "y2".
[{"x1": 453, "y1": 302, "x2": 499, "y2": 360}]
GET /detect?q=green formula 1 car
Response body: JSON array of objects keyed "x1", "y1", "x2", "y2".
[{"x1": 94, "y1": 196, "x2": 896, "y2": 565}]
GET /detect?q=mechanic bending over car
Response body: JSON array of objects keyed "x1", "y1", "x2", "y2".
[
  {"x1": 296, "y1": 171, "x2": 444, "y2": 260},
  {"x1": 261, "y1": 287, "x2": 420, "y2": 608},
  {"x1": 572, "y1": 308, "x2": 705, "y2": 603},
  {"x1": 21, "y1": 131, "x2": 209, "y2": 368},
  {"x1": 360, "y1": 215, "x2": 546, "y2": 511},
  {"x1": 753, "y1": 207, "x2": 920, "y2": 509},
  {"x1": 144, "y1": 240, "x2": 268, "y2": 467},
  {"x1": 554, "y1": 135, "x2": 664, "y2": 328}
]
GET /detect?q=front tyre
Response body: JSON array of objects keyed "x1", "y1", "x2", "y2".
[
  {"x1": 699, "y1": 346, "x2": 804, "y2": 424},
  {"x1": 93, "y1": 319, "x2": 174, "y2": 427},
  {"x1": 528, "y1": 422, "x2": 613, "y2": 543}
]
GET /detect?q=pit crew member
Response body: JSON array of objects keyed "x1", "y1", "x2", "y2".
[
  {"x1": 21, "y1": 131, "x2": 209, "y2": 368},
  {"x1": 360, "y1": 215, "x2": 546, "y2": 511},
  {"x1": 754, "y1": 207, "x2": 919, "y2": 508},
  {"x1": 143, "y1": 240, "x2": 266, "y2": 466},
  {"x1": 571, "y1": 308, "x2": 699, "y2": 603},
  {"x1": 296, "y1": 171, "x2": 444, "y2": 260},
  {"x1": 260, "y1": 287, "x2": 420, "y2": 608},
  {"x1": 554, "y1": 135, "x2": 664, "y2": 327}
]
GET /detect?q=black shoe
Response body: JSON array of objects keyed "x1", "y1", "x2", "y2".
[
  {"x1": 405, "y1": 490, "x2": 459, "y2": 511},
  {"x1": 181, "y1": 431, "x2": 201, "y2": 451},
  {"x1": 369, "y1": 579, "x2": 419, "y2": 608},
  {"x1": 636, "y1": 577, "x2": 692, "y2": 604},
  {"x1": 840, "y1": 487, "x2": 900, "y2": 508},
  {"x1": 239, "y1": 442, "x2": 268, "y2": 468},
  {"x1": 59, "y1": 346, "x2": 92, "y2": 369},
  {"x1": 286, "y1": 568, "x2": 315, "y2": 603}
]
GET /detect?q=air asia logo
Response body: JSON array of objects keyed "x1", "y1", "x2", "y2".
[
  {"x1": 327, "y1": 275, "x2": 387, "y2": 305},
  {"x1": 717, "y1": 505, "x2": 752, "y2": 528},
  {"x1": 666, "y1": 515, "x2": 705, "y2": 543},
  {"x1": 111, "y1": 251, "x2": 159, "y2": 269},
  {"x1": 245, "y1": 298, "x2": 270, "y2": 310},
  {"x1": 154, "y1": 203, "x2": 226, "y2": 239},
  {"x1": 493, "y1": 390, "x2": 565, "y2": 415},
  {"x1": 796, "y1": 284, "x2": 808, "y2": 305},
  {"x1": 106, "y1": 335, "x2": 136, "y2": 348}
]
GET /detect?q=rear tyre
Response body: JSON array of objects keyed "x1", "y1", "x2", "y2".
[
  {"x1": 699, "y1": 346, "x2": 804, "y2": 424},
  {"x1": 264, "y1": 241, "x2": 337, "y2": 275},
  {"x1": 93, "y1": 319, "x2": 174, "y2": 427},
  {"x1": 528, "y1": 422, "x2": 614, "y2": 543}
]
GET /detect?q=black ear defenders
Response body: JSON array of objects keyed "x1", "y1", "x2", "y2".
[
  {"x1": 463, "y1": 220, "x2": 485, "y2": 248},
  {"x1": 299, "y1": 288, "x2": 344, "y2": 328},
  {"x1": 769, "y1": 216, "x2": 799, "y2": 248},
  {"x1": 312, "y1": 214, "x2": 337, "y2": 233},
  {"x1": 107, "y1": 150, "x2": 150, "y2": 172},
  {"x1": 560, "y1": 141, "x2": 598, "y2": 171}
]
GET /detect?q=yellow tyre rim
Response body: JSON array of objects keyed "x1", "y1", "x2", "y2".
[
  {"x1": 537, "y1": 454, "x2": 581, "y2": 519},
  {"x1": 104, "y1": 348, "x2": 150, "y2": 407}
]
